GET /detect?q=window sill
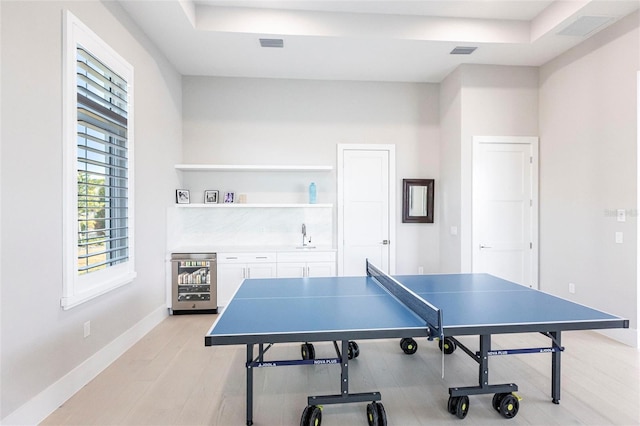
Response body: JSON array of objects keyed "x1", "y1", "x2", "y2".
[{"x1": 61, "y1": 271, "x2": 137, "y2": 310}]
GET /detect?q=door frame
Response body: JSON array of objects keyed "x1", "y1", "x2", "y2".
[
  {"x1": 337, "y1": 144, "x2": 396, "y2": 276},
  {"x1": 472, "y1": 136, "x2": 539, "y2": 288}
]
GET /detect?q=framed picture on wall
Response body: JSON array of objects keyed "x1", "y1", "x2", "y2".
[
  {"x1": 223, "y1": 192, "x2": 235, "y2": 203},
  {"x1": 204, "y1": 190, "x2": 219, "y2": 204},
  {"x1": 176, "y1": 189, "x2": 190, "y2": 204}
]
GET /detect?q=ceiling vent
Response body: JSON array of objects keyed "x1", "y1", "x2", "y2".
[
  {"x1": 450, "y1": 46, "x2": 477, "y2": 55},
  {"x1": 557, "y1": 16, "x2": 615, "y2": 37},
  {"x1": 259, "y1": 38, "x2": 284, "y2": 48}
]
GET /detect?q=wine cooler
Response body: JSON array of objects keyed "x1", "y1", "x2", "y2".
[{"x1": 171, "y1": 253, "x2": 217, "y2": 314}]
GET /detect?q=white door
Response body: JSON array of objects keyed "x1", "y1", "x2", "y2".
[
  {"x1": 472, "y1": 136, "x2": 538, "y2": 288},
  {"x1": 338, "y1": 145, "x2": 396, "y2": 276}
]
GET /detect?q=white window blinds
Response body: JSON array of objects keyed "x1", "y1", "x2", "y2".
[{"x1": 76, "y1": 47, "x2": 129, "y2": 274}]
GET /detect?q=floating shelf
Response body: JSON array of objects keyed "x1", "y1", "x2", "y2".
[
  {"x1": 175, "y1": 164, "x2": 333, "y2": 172},
  {"x1": 176, "y1": 203, "x2": 333, "y2": 208}
]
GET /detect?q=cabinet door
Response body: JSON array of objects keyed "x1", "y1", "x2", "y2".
[
  {"x1": 307, "y1": 262, "x2": 336, "y2": 277},
  {"x1": 217, "y1": 263, "x2": 245, "y2": 307},
  {"x1": 246, "y1": 263, "x2": 276, "y2": 279},
  {"x1": 277, "y1": 262, "x2": 306, "y2": 278}
]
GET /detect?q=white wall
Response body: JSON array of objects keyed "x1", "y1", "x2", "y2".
[
  {"x1": 539, "y1": 11, "x2": 638, "y2": 343},
  {"x1": 0, "y1": 1, "x2": 182, "y2": 421},
  {"x1": 438, "y1": 65, "x2": 539, "y2": 272},
  {"x1": 439, "y1": 67, "x2": 463, "y2": 272},
  {"x1": 182, "y1": 77, "x2": 441, "y2": 274}
]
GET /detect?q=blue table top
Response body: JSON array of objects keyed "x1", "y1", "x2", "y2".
[{"x1": 205, "y1": 273, "x2": 628, "y2": 345}]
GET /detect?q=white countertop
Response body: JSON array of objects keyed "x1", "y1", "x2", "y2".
[{"x1": 168, "y1": 245, "x2": 336, "y2": 254}]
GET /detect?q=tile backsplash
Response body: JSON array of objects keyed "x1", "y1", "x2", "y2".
[{"x1": 167, "y1": 206, "x2": 333, "y2": 250}]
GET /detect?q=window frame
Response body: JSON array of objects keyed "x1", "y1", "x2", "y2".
[{"x1": 62, "y1": 11, "x2": 136, "y2": 309}]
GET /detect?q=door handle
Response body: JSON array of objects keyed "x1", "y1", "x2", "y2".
[
  {"x1": 479, "y1": 245, "x2": 492, "y2": 249},
  {"x1": 381, "y1": 240, "x2": 390, "y2": 245}
]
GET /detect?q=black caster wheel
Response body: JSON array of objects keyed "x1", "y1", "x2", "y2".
[
  {"x1": 492, "y1": 393, "x2": 509, "y2": 412},
  {"x1": 499, "y1": 394, "x2": 519, "y2": 419},
  {"x1": 300, "y1": 405, "x2": 322, "y2": 426},
  {"x1": 447, "y1": 396, "x2": 458, "y2": 415},
  {"x1": 348, "y1": 341, "x2": 360, "y2": 359},
  {"x1": 438, "y1": 337, "x2": 457, "y2": 354},
  {"x1": 375, "y1": 402, "x2": 387, "y2": 425},
  {"x1": 366, "y1": 402, "x2": 387, "y2": 426},
  {"x1": 452, "y1": 395, "x2": 469, "y2": 419},
  {"x1": 400, "y1": 338, "x2": 418, "y2": 354},
  {"x1": 301, "y1": 343, "x2": 315, "y2": 360}
]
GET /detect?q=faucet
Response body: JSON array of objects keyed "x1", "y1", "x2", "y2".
[{"x1": 302, "y1": 223, "x2": 307, "y2": 246}]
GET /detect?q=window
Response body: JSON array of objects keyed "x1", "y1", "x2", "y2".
[{"x1": 62, "y1": 12, "x2": 135, "y2": 309}]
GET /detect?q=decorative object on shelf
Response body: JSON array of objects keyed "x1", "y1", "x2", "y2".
[
  {"x1": 204, "y1": 190, "x2": 219, "y2": 204},
  {"x1": 238, "y1": 194, "x2": 247, "y2": 203},
  {"x1": 176, "y1": 189, "x2": 190, "y2": 204},
  {"x1": 402, "y1": 178, "x2": 434, "y2": 223},
  {"x1": 309, "y1": 182, "x2": 317, "y2": 204},
  {"x1": 174, "y1": 203, "x2": 332, "y2": 208},
  {"x1": 224, "y1": 192, "x2": 235, "y2": 203}
]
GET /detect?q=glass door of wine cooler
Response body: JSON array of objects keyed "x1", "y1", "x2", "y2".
[{"x1": 171, "y1": 253, "x2": 217, "y2": 314}]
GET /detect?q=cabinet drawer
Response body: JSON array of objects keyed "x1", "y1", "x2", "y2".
[
  {"x1": 277, "y1": 251, "x2": 336, "y2": 263},
  {"x1": 218, "y1": 252, "x2": 276, "y2": 263}
]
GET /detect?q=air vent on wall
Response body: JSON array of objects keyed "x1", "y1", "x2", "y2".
[
  {"x1": 450, "y1": 46, "x2": 477, "y2": 55},
  {"x1": 259, "y1": 38, "x2": 284, "y2": 48},
  {"x1": 557, "y1": 16, "x2": 615, "y2": 37}
]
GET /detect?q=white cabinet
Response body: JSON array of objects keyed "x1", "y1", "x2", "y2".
[
  {"x1": 217, "y1": 253, "x2": 276, "y2": 306},
  {"x1": 217, "y1": 250, "x2": 336, "y2": 307},
  {"x1": 276, "y1": 251, "x2": 336, "y2": 278},
  {"x1": 307, "y1": 261, "x2": 336, "y2": 277}
]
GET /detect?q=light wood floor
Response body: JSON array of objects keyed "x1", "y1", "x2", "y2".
[{"x1": 42, "y1": 314, "x2": 639, "y2": 425}]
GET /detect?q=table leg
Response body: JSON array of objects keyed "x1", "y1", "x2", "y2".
[
  {"x1": 550, "y1": 331, "x2": 561, "y2": 404},
  {"x1": 478, "y1": 334, "x2": 490, "y2": 388},
  {"x1": 247, "y1": 344, "x2": 254, "y2": 425},
  {"x1": 340, "y1": 339, "x2": 349, "y2": 397}
]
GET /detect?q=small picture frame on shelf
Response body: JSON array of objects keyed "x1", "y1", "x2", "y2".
[
  {"x1": 176, "y1": 189, "x2": 190, "y2": 204},
  {"x1": 204, "y1": 190, "x2": 219, "y2": 204},
  {"x1": 223, "y1": 192, "x2": 235, "y2": 203}
]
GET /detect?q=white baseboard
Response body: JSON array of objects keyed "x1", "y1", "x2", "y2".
[
  {"x1": 1, "y1": 306, "x2": 168, "y2": 426},
  {"x1": 597, "y1": 327, "x2": 638, "y2": 348}
]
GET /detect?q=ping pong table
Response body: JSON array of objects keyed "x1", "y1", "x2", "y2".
[{"x1": 205, "y1": 261, "x2": 628, "y2": 425}]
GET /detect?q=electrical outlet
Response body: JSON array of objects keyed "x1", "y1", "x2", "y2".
[
  {"x1": 418, "y1": 266, "x2": 424, "y2": 274},
  {"x1": 83, "y1": 321, "x2": 91, "y2": 338},
  {"x1": 568, "y1": 283, "x2": 575, "y2": 294}
]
